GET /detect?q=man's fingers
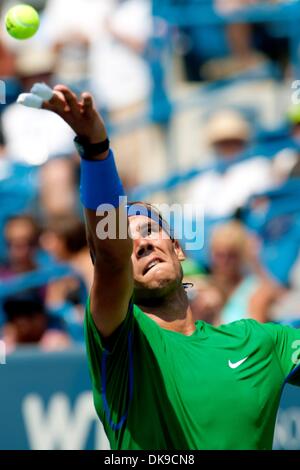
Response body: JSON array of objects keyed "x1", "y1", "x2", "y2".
[
  {"x1": 18, "y1": 83, "x2": 101, "y2": 139},
  {"x1": 17, "y1": 91, "x2": 67, "y2": 115},
  {"x1": 17, "y1": 83, "x2": 71, "y2": 115},
  {"x1": 43, "y1": 90, "x2": 70, "y2": 114},
  {"x1": 81, "y1": 92, "x2": 94, "y2": 117},
  {"x1": 54, "y1": 85, "x2": 80, "y2": 115}
]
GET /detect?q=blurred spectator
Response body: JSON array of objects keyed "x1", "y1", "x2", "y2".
[
  {"x1": 43, "y1": 0, "x2": 110, "y2": 47},
  {"x1": 41, "y1": 216, "x2": 92, "y2": 290},
  {"x1": 39, "y1": 157, "x2": 80, "y2": 220},
  {"x1": 202, "y1": 26, "x2": 267, "y2": 80},
  {"x1": 184, "y1": 109, "x2": 273, "y2": 218},
  {"x1": 0, "y1": 34, "x2": 20, "y2": 112},
  {"x1": 187, "y1": 277, "x2": 226, "y2": 326},
  {"x1": 209, "y1": 221, "x2": 282, "y2": 323},
  {"x1": 0, "y1": 122, "x2": 39, "y2": 261},
  {"x1": 178, "y1": 1, "x2": 269, "y2": 82},
  {"x1": 92, "y1": 0, "x2": 156, "y2": 188},
  {"x1": 43, "y1": 0, "x2": 104, "y2": 92},
  {"x1": 89, "y1": 0, "x2": 152, "y2": 112},
  {"x1": 176, "y1": 0, "x2": 290, "y2": 82},
  {"x1": 0, "y1": 215, "x2": 40, "y2": 278},
  {"x1": 242, "y1": 170, "x2": 300, "y2": 288},
  {"x1": 1, "y1": 47, "x2": 74, "y2": 165},
  {"x1": 2, "y1": 290, "x2": 70, "y2": 353},
  {"x1": 53, "y1": 33, "x2": 90, "y2": 92},
  {"x1": 0, "y1": 37, "x2": 15, "y2": 78},
  {"x1": 38, "y1": 216, "x2": 91, "y2": 343},
  {"x1": 14, "y1": 47, "x2": 57, "y2": 92},
  {"x1": 42, "y1": 0, "x2": 152, "y2": 111},
  {"x1": 208, "y1": 0, "x2": 286, "y2": 80},
  {"x1": 236, "y1": 104, "x2": 300, "y2": 288}
]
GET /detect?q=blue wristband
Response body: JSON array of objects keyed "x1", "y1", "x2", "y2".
[{"x1": 80, "y1": 150, "x2": 125, "y2": 210}]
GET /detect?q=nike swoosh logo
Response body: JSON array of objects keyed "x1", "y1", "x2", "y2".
[{"x1": 228, "y1": 357, "x2": 248, "y2": 369}]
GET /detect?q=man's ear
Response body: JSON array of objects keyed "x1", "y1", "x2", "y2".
[{"x1": 173, "y1": 240, "x2": 186, "y2": 262}]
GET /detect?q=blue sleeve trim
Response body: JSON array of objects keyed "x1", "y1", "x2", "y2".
[
  {"x1": 100, "y1": 303, "x2": 134, "y2": 431},
  {"x1": 284, "y1": 363, "x2": 300, "y2": 385}
]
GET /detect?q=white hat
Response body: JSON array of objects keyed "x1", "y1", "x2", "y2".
[
  {"x1": 16, "y1": 48, "x2": 56, "y2": 77},
  {"x1": 205, "y1": 110, "x2": 251, "y2": 145}
]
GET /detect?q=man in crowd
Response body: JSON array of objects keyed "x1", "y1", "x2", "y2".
[{"x1": 184, "y1": 109, "x2": 273, "y2": 218}]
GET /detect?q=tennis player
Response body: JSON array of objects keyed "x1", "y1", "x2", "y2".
[{"x1": 20, "y1": 84, "x2": 300, "y2": 450}]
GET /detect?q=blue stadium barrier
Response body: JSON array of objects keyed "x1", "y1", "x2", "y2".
[
  {"x1": 152, "y1": 0, "x2": 300, "y2": 26},
  {"x1": 0, "y1": 264, "x2": 87, "y2": 302},
  {"x1": 0, "y1": 265, "x2": 88, "y2": 341},
  {"x1": 0, "y1": 348, "x2": 108, "y2": 450},
  {"x1": 0, "y1": 346, "x2": 297, "y2": 450}
]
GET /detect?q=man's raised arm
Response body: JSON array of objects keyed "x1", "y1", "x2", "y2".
[{"x1": 20, "y1": 84, "x2": 134, "y2": 337}]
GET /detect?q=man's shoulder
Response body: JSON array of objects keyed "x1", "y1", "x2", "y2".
[
  {"x1": 215, "y1": 319, "x2": 275, "y2": 345},
  {"x1": 198, "y1": 320, "x2": 278, "y2": 361}
]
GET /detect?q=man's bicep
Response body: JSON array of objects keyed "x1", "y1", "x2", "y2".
[
  {"x1": 85, "y1": 294, "x2": 135, "y2": 432},
  {"x1": 90, "y1": 259, "x2": 134, "y2": 337}
]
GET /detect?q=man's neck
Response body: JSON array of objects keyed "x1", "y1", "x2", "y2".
[{"x1": 137, "y1": 286, "x2": 196, "y2": 336}]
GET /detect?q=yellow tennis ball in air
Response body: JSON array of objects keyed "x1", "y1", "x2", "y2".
[{"x1": 5, "y1": 4, "x2": 40, "y2": 40}]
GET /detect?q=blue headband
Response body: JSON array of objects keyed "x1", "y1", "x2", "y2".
[{"x1": 126, "y1": 203, "x2": 173, "y2": 239}]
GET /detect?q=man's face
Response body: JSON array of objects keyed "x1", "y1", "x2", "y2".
[{"x1": 129, "y1": 216, "x2": 185, "y2": 303}]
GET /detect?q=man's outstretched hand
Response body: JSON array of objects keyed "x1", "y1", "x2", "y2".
[{"x1": 43, "y1": 84, "x2": 107, "y2": 145}]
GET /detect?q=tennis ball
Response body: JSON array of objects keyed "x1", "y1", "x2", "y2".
[{"x1": 5, "y1": 4, "x2": 40, "y2": 40}]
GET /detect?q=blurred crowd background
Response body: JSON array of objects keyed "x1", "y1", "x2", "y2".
[{"x1": 0, "y1": 0, "x2": 300, "y2": 353}]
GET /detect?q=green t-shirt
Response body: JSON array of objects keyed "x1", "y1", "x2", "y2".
[{"x1": 84, "y1": 300, "x2": 300, "y2": 450}]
